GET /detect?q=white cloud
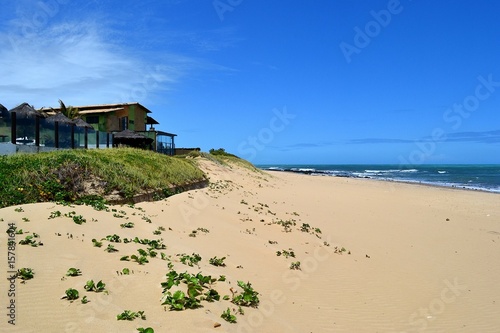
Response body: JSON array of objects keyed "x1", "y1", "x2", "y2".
[
  {"x1": 0, "y1": 0, "x2": 238, "y2": 112},
  {"x1": 0, "y1": 18, "x2": 193, "y2": 109}
]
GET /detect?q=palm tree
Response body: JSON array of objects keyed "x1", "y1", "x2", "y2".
[{"x1": 56, "y1": 99, "x2": 80, "y2": 120}]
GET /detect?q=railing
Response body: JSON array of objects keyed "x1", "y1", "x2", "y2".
[{"x1": 0, "y1": 112, "x2": 113, "y2": 155}]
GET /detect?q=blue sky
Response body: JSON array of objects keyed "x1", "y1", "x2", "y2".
[{"x1": 1, "y1": 0, "x2": 499, "y2": 164}]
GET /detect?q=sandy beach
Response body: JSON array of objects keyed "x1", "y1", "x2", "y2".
[{"x1": 1, "y1": 158, "x2": 499, "y2": 332}]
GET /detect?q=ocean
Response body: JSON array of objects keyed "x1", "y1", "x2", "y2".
[{"x1": 257, "y1": 164, "x2": 500, "y2": 194}]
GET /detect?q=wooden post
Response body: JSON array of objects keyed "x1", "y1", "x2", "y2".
[
  {"x1": 171, "y1": 136, "x2": 175, "y2": 156},
  {"x1": 71, "y1": 124, "x2": 75, "y2": 149},
  {"x1": 35, "y1": 116, "x2": 40, "y2": 146},
  {"x1": 54, "y1": 121, "x2": 59, "y2": 148},
  {"x1": 84, "y1": 127, "x2": 88, "y2": 149},
  {"x1": 96, "y1": 131, "x2": 99, "y2": 149},
  {"x1": 10, "y1": 112, "x2": 16, "y2": 144}
]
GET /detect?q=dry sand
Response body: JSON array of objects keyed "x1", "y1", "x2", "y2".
[{"x1": 1, "y1": 158, "x2": 499, "y2": 332}]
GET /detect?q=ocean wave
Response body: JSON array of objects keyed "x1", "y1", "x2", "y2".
[
  {"x1": 400, "y1": 169, "x2": 419, "y2": 173},
  {"x1": 290, "y1": 168, "x2": 316, "y2": 173},
  {"x1": 364, "y1": 169, "x2": 418, "y2": 173},
  {"x1": 267, "y1": 167, "x2": 285, "y2": 171}
]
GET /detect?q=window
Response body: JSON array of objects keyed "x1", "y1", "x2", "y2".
[
  {"x1": 120, "y1": 116, "x2": 128, "y2": 130},
  {"x1": 86, "y1": 116, "x2": 99, "y2": 124}
]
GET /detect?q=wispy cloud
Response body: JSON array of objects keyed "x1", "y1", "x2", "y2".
[
  {"x1": 0, "y1": 1, "x2": 233, "y2": 110},
  {"x1": 348, "y1": 130, "x2": 500, "y2": 145},
  {"x1": 273, "y1": 130, "x2": 500, "y2": 153},
  {"x1": 438, "y1": 130, "x2": 500, "y2": 144},
  {"x1": 0, "y1": 19, "x2": 197, "y2": 108},
  {"x1": 348, "y1": 138, "x2": 413, "y2": 144},
  {"x1": 156, "y1": 27, "x2": 243, "y2": 53},
  {"x1": 270, "y1": 141, "x2": 337, "y2": 152}
]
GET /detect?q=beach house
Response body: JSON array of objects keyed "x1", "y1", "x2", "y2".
[{"x1": 46, "y1": 102, "x2": 176, "y2": 155}]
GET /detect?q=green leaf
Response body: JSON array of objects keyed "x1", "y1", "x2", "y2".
[
  {"x1": 84, "y1": 280, "x2": 95, "y2": 291},
  {"x1": 17, "y1": 267, "x2": 35, "y2": 280},
  {"x1": 221, "y1": 308, "x2": 237, "y2": 323},
  {"x1": 63, "y1": 288, "x2": 79, "y2": 300},
  {"x1": 172, "y1": 290, "x2": 185, "y2": 300},
  {"x1": 137, "y1": 328, "x2": 154, "y2": 333},
  {"x1": 96, "y1": 280, "x2": 106, "y2": 292},
  {"x1": 66, "y1": 267, "x2": 82, "y2": 277}
]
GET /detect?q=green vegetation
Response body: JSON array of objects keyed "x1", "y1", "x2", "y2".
[
  {"x1": 19, "y1": 234, "x2": 42, "y2": 247},
  {"x1": 274, "y1": 219, "x2": 297, "y2": 232},
  {"x1": 0, "y1": 148, "x2": 206, "y2": 208},
  {"x1": 104, "y1": 244, "x2": 118, "y2": 252},
  {"x1": 66, "y1": 268, "x2": 82, "y2": 277},
  {"x1": 48, "y1": 210, "x2": 62, "y2": 219},
  {"x1": 231, "y1": 281, "x2": 260, "y2": 308},
  {"x1": 193, "y1": 148, "x2": 260, "y2": 172},
  {"x1": 221, "y1": 308, "x2": 237, "y2": 323},
  {"x1": 17, "y1": 268, "x2": 35, "y2": 280},
  {"x1": 178, "y1": 253, "x2": 202, "y2": 267},
  {"x1": 84, "y1": 280, "x2": 106, "y2": 292},
  {"x1": 131, "y1": 254, "x2": 149, "y2": 265},
  {"x1": 276, "y1": 249, "x2": 295, "y2": 258},
  {"x1": 153, "y1": 226, "x2": 165, "y2": 235},
  {"x1": 116, "y1": 310, "x2": 146, "y2": 321},
  {"x1": 334, "y1": 246, "x2": 351, "y2": 255},
  {"x1": 72, "y1": 215, "x2": 86, "y2": 225},
  {"x1": 130, "y1": 237, "x2": 166, "y2": 249},
  {"x1": 300, "y1": 223, "x2": 322, "y2": 236},
  {"x1": 300, "y1": 223, "x2": 312, "y2": 233},
  {"x1": 62, "y1": 288, "x2": 79, "y2": 301},
  {"x1": 189, "y1": 227, "x2": 209, "y2": 238},
  {"x1": 104, "y1": 234, "x2": 121, "y2": 242},
  {"x1": 120, "y1": 222, "x2": 134, "y2": 228},
  {"x1": 137, "y1": 328, "x2": 154, "y2": 333},
  {"x1": 209, "y1": 256, "x2": 226, "y2": 267},
  {"x1": 161, "y1": 271, "x2": 219, "y2": 311}
]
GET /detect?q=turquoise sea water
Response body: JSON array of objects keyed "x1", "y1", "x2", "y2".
[{"x1": 257, "y1": 164, "x2": 500, "y2": 193}]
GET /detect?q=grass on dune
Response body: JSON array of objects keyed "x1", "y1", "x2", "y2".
[
  {"x1": 197, "y1": 149, "x2": 261, "y2": 173},
  {"x1": 0, "y1": 148, "x2": 206, "y2": 208}
]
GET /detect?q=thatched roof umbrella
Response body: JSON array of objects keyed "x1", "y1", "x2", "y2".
[
  {"x1": 73, "y1": 118, "x2": 94, "y2": 129},
  {"x1": 0, "y1": 104, "x2": 9, "y2": 120},
  {"x1": 8, "y1": 103, "x2": 45, "y2": 144},
  {"x1": 44, "y1": 112, "x2": 76, "y2": 148},
  {"x1": 0, "y1": 104, "x2": 9, "y2": 141},
  {"x1": 114, "y1": 129, "x2": 153, "y2": 149},
  {"x1": 9, "y1": 103, "x2": 44, "y2": 119},
  {"x1": 45, "y1": 112, "x2": 75, "y2": 125}
]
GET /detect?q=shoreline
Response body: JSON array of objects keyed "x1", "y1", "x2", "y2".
[{"x1": 263, "y1": 168, "x2": 500, "y2": 195}]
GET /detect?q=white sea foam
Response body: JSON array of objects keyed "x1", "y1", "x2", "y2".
[{"x1": 364, "y1": 169, "x2": 418, "y2": 173}]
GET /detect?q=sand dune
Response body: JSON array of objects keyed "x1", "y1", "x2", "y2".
[{"x1": 1, "y1": 158, "x2": 499, "y2": 332}]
